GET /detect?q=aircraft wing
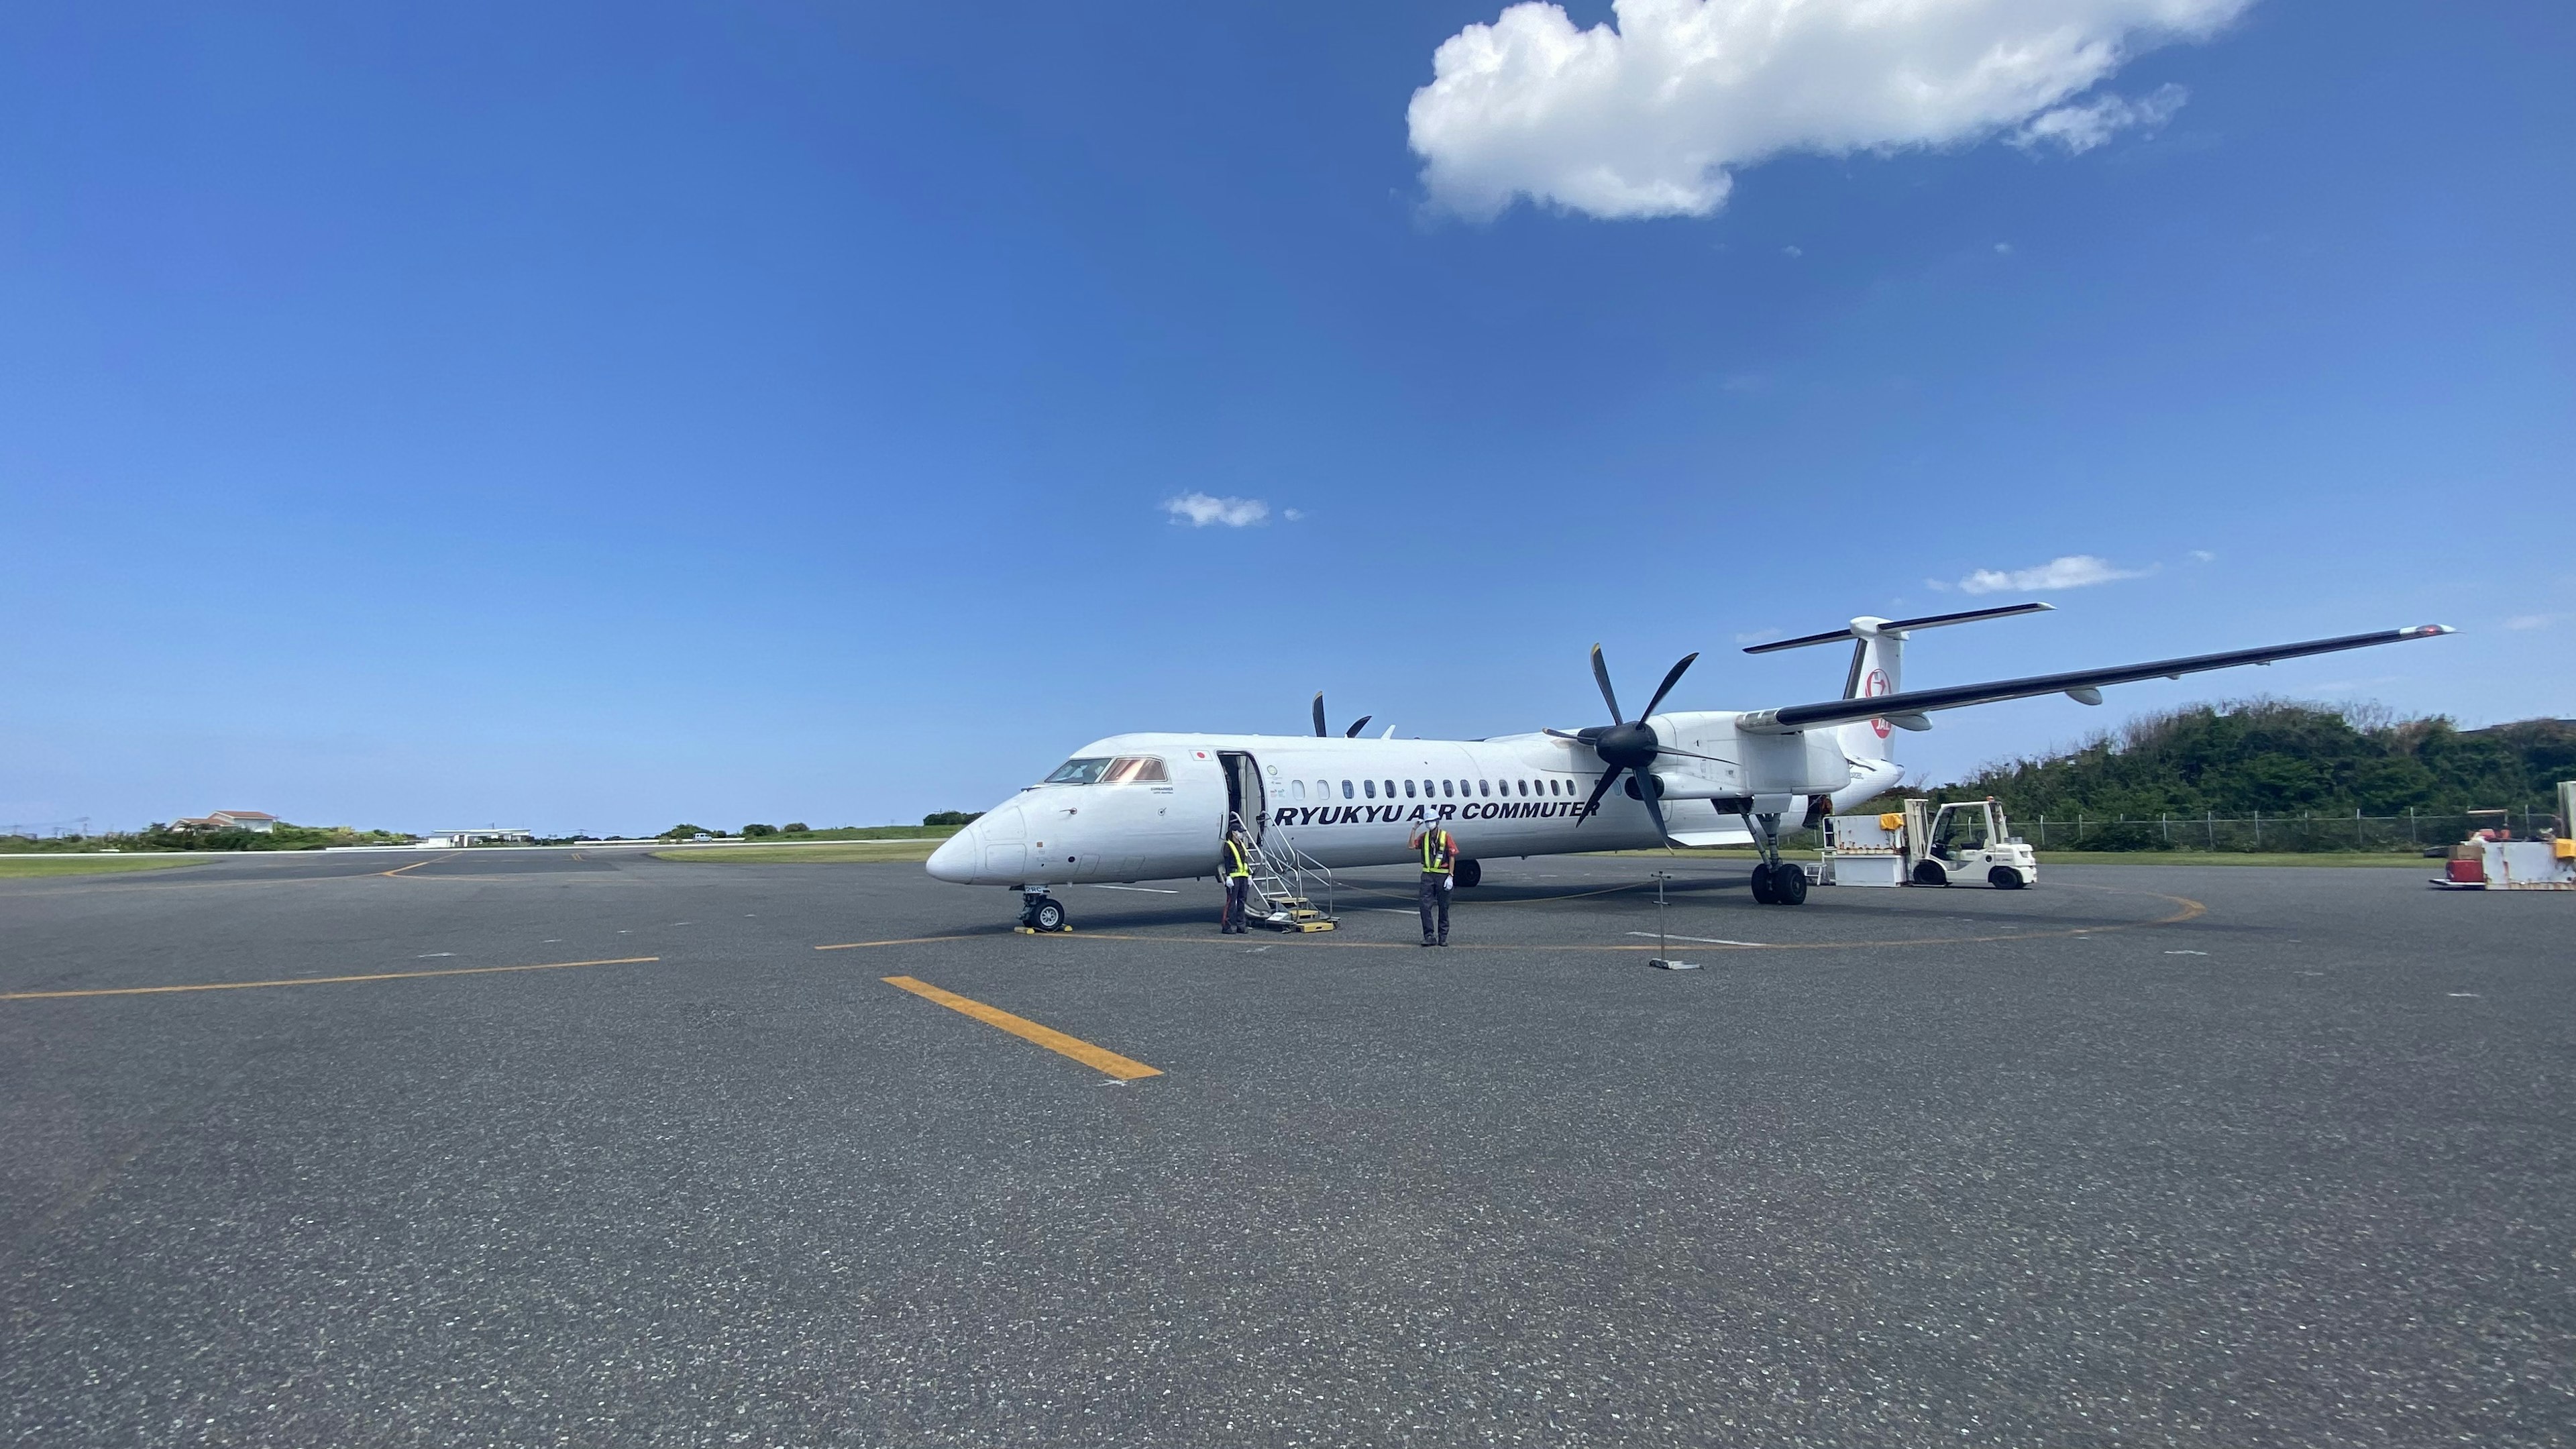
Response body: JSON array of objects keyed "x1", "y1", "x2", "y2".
[{"x1": 1734, "y1": 625, "x2": 2454, "y2": 733}]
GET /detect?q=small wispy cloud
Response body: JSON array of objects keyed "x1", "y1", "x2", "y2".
[
  {"x1": 1733, "y1": 627, "x2": 1780, "y2": 645},
  {"x1": 1282, "y1": 508, "x2": 1305, "y2": 522},
  {"x1": 2504, "y1": 613, "x2": 2557, "y2": 631},
  {"x1": 1993, "y1": 241, "x2": 2013, "y2": 255},
  {"x1": 2190, "y1": 549, "x2": 2217, "y2": 563},
  {"x1": 1947, "y1": 554, "x2": 2155, "y2": 596},
  {"x1": 2010, "y1": 83, "x2": 2191, "y2": 155},
  {"x1": 1163, "y1": 492, "x2": 1269, "y2": 528}
]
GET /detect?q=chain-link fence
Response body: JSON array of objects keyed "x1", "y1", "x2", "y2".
[{"x1": 2007, "y1": 808, "x2": 2560, "y2": 853}]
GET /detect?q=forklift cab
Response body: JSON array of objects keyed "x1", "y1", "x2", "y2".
[{"x1": 1928, "y1": 803, "x2": 1990, "y2": 861}]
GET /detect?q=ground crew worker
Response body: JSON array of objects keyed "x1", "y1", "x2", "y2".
[
  {"x1": 1220, "y1": 828, "x2": 1254, "y2": 934},
  {"x1": 1410, "y1": 818, "x2": 1458, "y2": 946}
]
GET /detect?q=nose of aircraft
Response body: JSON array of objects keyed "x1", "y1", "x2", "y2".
[{"x1": 925, "y1": 820, "x2": 981, "y2": 882}]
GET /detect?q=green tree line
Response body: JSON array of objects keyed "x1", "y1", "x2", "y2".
[
  {"x1": 1930, "y1": 702, "x2": 2572, "y2": 824},
  {"x1": 0, "y1": 822, "x2": 417, "y2": 854}
]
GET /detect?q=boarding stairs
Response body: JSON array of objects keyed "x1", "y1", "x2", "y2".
[{"x1": 1234, "y1": 812, "x2": 1338, "y2": 932}]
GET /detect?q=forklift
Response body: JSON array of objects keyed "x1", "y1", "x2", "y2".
[{"x1": 1818, "y1": 798, "x2": 2038, "y2": 890}]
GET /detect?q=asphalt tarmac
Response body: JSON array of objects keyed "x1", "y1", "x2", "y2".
[{"x1": 3, "y1": 848, "x2": 2568, "y2": 1447}]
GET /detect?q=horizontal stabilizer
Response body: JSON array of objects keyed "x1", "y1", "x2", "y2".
[
  {"x1": 1735, "y1": 625, "x2": 2454, "y2": 733},
  {"x1": 1743, "y1": 601, "x2": 2052, "y2": 654}
]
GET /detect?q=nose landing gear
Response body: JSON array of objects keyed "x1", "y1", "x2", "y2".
[{"x1": 1019, "y1": 890, "x2": 1068, "y2": 932}]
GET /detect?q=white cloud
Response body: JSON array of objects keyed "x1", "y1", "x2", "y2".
[
  {"x1": 2190, "y1": 549, "x2": 2217, "y2": 563},
  {"x1": 1955, "y1": 554, "x2": 2153, "y2": 594},
  {"x1": 1408, "y1": 0, "x2": 2246, "y2": 221},
  {"x1": 2504, "y1": 613, "x2": 2557, "y2": 631},
  {"x1": 1994, "y1": 241, "x2": 2014, "y2": 254},
  {"x1": 2010, "y1": 81, "x2": 2191, "y2": 154},
  {"x1": 1733, "y1": 627, "x2": 1780, "y2": 644},
  {"x1": 1282, "y1": 508, "x2": 1306, "y2": 522},
  {"x1": 1163, "y1": 492, "x2": 1270, "y2": 528}
]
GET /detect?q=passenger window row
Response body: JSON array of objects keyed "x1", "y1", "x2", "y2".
[{"x1": 1321, "y1": 776, "x2": 1576, "y2": 800}]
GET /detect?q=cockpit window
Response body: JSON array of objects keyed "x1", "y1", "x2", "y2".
[
  {"x1": 1101, "y1": 755, "x2": 1169, "y2": 784},
  {"x1": 1042, "y1": 757, "x2": 1112, "y2": 785}
]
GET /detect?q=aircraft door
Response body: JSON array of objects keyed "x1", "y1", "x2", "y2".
[{"x1": 1217, "y1": 751, "x2": 1265, "y2": 839}]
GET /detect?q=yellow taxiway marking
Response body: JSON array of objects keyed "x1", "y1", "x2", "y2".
[
  {"x1": 882, "y1": 975, "x2": 1162, "y2": 1081},
  {"x1": 1, "y1": 955, "x2": 662, "y2": 1002},
  {"x1": 380, "y1": 851, "x2": 462, "y2": 877}
]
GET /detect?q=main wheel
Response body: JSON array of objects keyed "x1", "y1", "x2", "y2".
[
  {"x1": 1029, "y1": 897, "x2": 1068, "y2": 932},
  {"x1": 1750, "y1": 862, "x2": 1778, "y2": 904},
  {"x1": 1988, "y1": 866, "x2": 2026, "y2": 890},
  {"x1": 1775, "y1": 863, "x2": 1809, "y2": 905},
  {"x1": 1456, "y1": 859, "x2": 1483, "y2": 889},
  {"x1": 1912, "y1": 860, "x2": 1949, "y2": 886}
]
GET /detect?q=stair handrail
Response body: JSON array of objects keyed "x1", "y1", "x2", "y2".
[
  {"x1": 1281, "y1": 830, "x2": 1335, "y2": 920},
  {"x1": 1229, "y1": 810, "x2": 1334, "y2": 921}
]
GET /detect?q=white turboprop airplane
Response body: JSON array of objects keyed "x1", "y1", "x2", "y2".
[{"x1": 925, "y1": 606, "x2": 2453, "y2": 930}]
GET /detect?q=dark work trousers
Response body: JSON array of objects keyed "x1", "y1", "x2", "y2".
[
  {"x1": 1418, "y1": 873, "x2": 1450, "y2": 943},
  {"x1": 1224, "y1": 877, "x2": 1251, "y2": 932}
]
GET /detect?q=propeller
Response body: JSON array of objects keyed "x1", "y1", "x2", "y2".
[
  {"x1": 1549, "y1": 645, "x2": 1729, "y2": 840},
  {"x1": 1311, "y1": 692, "x2": 1373, "y2": 739}
]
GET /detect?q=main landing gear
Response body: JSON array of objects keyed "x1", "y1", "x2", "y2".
[
  {"x1": 1018, "y1": 890, "x2": 1067, "y2": 932},
  {"x1": 1741, "y1": 812, "x2": 1810, "y2": 906}
]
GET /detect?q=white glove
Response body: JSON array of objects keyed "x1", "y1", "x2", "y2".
[{"x1": 1442, "y1": 875, "x2": 1454, "y2": 891}]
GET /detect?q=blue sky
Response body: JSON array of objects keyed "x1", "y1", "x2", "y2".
[{"x1": 3, "y1": 1, "x2": 2569, "y2": 835}]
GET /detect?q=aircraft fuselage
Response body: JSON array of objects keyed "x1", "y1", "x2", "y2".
[{"x1": 924, "y1": 715, "x2": 1897, "y2": 888}]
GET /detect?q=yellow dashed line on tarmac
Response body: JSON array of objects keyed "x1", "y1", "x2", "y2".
[
  {"x1": 1, "y1": 955, "x2": 662, "y2": 1002},
  {"x1": 380, "y1": 851, "x2": 463, "y2": 877},
  {"x1": 881, "y1": 975, "x2": 1162, "y2": 1081}
]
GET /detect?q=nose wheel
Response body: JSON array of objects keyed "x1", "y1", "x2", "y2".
[{"x1": 1020, "y1": 892, "x2": 1068, "y2": 932}]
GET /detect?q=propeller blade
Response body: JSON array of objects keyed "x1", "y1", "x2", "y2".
[
  {"x1": 1639, "y1": 777, "x2": 1672, "y2": 843},
  {"x1": 1344, "y1": 715, "x2": 1371, "y2": 738},
  {"x1": 1589, "y1": 644, "x2": 1623, "y2": 724},
  {"x1": 1572, "y1": 766, "x2": 1623, "y2": 828},
  {"x1": 1312, "y1": 692, "x2": 1328, "y2": 738},
  {"x1": 1544, "y1": 727, "x2": 1587, "y2": 742},
  {"x1": 1638, "y1": 652, "x2": 1699, "y2": 721}
]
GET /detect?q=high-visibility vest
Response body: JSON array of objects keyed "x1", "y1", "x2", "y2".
[
  {"x1": 1225, "y1": 839, "x2": 1250, "y2": 879},
  {"x1": 1419, "y1": 829, "x2": 1454, "y2": 873}
]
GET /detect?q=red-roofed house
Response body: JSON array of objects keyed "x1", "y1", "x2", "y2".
[{"x1": 170, "y1": 810, "x2": 280, "y2": 834}]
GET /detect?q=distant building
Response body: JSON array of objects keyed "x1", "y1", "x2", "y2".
[
  {"x1": 170, "y1": 810, "x2": 279, "y2": 834},
  {"x1": 436, "y1": 828, "x2": 534, "y2": 845}
]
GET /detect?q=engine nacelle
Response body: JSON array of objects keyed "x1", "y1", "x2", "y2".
[{"x1": 1645, "y1": 714, "x2": 1868, "y2": 800}]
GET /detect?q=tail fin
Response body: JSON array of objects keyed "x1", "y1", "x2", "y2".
[
  {"x1": 1838, "y1": 621, "x2": 1903, "y2": 761},
  {"x1": 1744, "y1": 601, "x2": 2053, "y2": 763}
]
